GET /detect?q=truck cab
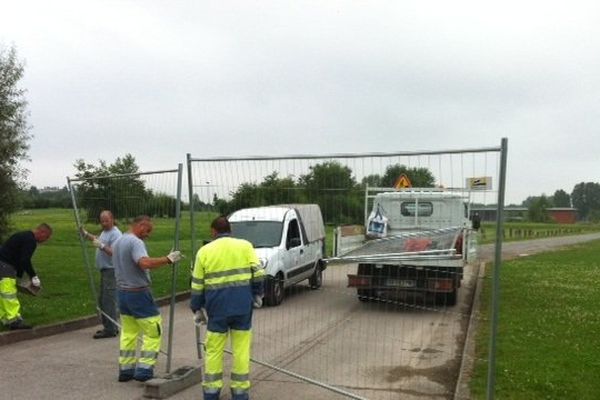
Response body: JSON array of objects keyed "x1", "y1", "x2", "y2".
[{"x1": 373, "y1": 190, "x2": 469, "y2": 231}]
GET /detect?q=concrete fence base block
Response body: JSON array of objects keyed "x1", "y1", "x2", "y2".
[{"x1": 143, "y1": 365, "x2": 203, "y2": 399}]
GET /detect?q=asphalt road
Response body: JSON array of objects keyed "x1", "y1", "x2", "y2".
[{"x1": 3, "y1": 232, "x2": 600, "y2": 400}]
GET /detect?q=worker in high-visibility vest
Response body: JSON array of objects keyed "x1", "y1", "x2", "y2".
[
  {"x1": 112, "y1": 215, "x2": 182, "y2": 382},
  {"x1": 0, "y1": 223, "x2": 52, "y2": 329},
  {"x1": 191, "y1": 216, "x2": 265, "y2": 400}
]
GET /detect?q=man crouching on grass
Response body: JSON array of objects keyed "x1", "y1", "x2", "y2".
[
  {"x1": 112, "y1": 215, "x2": 182, "y2": 382},
  {"x1": 0, "y1": 223, "x2": 52, "y2": 330}
]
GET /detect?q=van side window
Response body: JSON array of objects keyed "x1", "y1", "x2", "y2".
[{"x1": 286, "y1": 219, "x2": 301, "y2": 248}]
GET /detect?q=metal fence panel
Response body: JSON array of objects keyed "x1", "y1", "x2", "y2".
[
  {"x1": 188, "y1": 140, "x2": 507, "y2": 400},
  {"x1": 67, "y1": 166, "x2": 184, "y2": 373}
]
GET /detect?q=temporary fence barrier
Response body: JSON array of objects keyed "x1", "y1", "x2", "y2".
[
  {"x1": 187, "y1": 138, "x2": 508, "y2": 400},
  {"x1": 67, "y1": 165, "x2": 183, "y2": 373}
]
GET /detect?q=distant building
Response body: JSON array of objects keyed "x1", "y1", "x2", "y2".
[
  {"x1": 470, "y1": 207, "x2": 578, "y2": 224},
  {"x1": 547, "y1": 208, "x2": 577, "y2": 224}
]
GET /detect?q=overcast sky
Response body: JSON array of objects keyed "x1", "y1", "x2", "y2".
[{"x1": 2, "y1": 0, "x2": 599, "y2": 204}]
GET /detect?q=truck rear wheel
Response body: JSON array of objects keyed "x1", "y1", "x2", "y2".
[
  {"x1": 356, "y1": 264, "x2": 374, "y2": 302},
  {"x1": 436, "y1": 289, "x2": 457, "y2": 306},
  {"x1": 265, "y1": 275, "x2": 284, "y2": 306},
  {"x1": 357, "y1": 289, "x2": 374, "y2": 302}
]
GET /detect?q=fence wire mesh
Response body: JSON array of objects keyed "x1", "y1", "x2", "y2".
[
  {"x1": 67, "y1": 166, "x2": 184, "y2": 372},
  {"x1": 188, "y1": 143, "x2": 506, "y2": 400}
]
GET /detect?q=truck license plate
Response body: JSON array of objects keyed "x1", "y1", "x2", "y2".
[{"x1": 386, "y1": 279, "x2": 416, "y2": 288}]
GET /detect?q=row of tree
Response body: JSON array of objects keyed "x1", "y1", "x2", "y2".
[
  {"x1": 524, "y1": 184, "x2": 600, "y2": 222},
  {"x1": 210, "y1": 162, "x2": 435, "y2": 223},
  {"x1": 73, "y1": 155, "x2": 178, "y2": 222},
  {"x1": 19, "y1": 186, "x2": 72, "y2": 209},
  {"x1": 69, "y1": 157, "x2": 435, "y2": 225}
]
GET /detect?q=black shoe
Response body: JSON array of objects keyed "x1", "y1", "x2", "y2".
[
  {"x1": 93, "y1": 330, "x2": 118, "y2": 339},
  {"x1": 118, "y1": 369, "x2": 135, "y2": 382},
  {"x1": 133, "y1": 368, "x2": 154, "y2": 382},
  {"x1": 8, "y1": 319, "x2": 32, "y2": 330}
]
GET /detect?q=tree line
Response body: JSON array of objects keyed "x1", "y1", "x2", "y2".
[
  {"x1": 524, "y1": 185, "x2": 600, "y2": 223},
  {"x1": 72, "y1": 154, "x2": 178, "y2": 222},
  {"x1": 70, "y1": 157, "x2": 435, "y2": 225},
  {"x1": 18, "y1": 186, "x2": 72, "y2": 209},
  {"x1": 212, "y1": 162, "x2": 435, "y2": 224}
]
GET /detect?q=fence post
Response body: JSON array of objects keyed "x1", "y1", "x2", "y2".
[
  {"x1": 487, "y1": 137, "x2": 508, "y2": 400},
  {"x1": 166, "y1": 163, "x2": 183, "y2": 373},
  {"x1": 187, "y1": 153, "x2": 197, "y2": 264}
]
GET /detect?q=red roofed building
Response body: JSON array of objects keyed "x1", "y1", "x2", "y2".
[{"x1": 547, "y1": 208, "x2": 577, "y2": 224}]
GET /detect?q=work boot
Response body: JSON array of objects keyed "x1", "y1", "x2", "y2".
[
  {"x1": 133, "y1": 367, "x2": 154, "y2": 382},
  {"x1": 203, "y1": 389, "x2": 221, "y2": 400},
  {"x1": 231, "y1": 389, "x2": 249, "y2": 400},
  {"x1": 93, "y1": 329, "x2": 118, "y2": 339},
  {"x1": 118, "y1": 369, "x2": 135, "y2": 382},
  {"x1": 8, "y1": 319, "x2": 32, "y2": 330}
]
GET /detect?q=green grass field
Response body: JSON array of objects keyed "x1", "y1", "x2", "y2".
[
  {"x1": 1, "y1": 208, "x2": 217, "y2": 330},
  {"x1": 470, "y1": 239, "x2": 600, "y2": 399}
]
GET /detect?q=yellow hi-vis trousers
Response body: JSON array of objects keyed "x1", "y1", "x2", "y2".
[
  {"x1": 203, "y1": 329, "x2": 252, "y2": 397},
  {"x1": 119, "y1": 314, "x2": 162, "y2": 371},
  {"x1": 0, "y1": 277, "x2": 21, "y2": 325}
]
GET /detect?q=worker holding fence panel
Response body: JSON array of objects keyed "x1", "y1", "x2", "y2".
[
  {"x1": 81, "y1": 210, "x2": 122, "y2": 339},
  {"x1": 191, "y1": 216, "x2": 264, "y2": 400},
  {"x1": 112, "y1": 215, "x2": 182, "y2": 382}
]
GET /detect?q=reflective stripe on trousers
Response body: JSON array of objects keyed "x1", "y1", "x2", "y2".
[
  {"x1": 0, "y1": 277, "x2": 21, "y2": 324},
  {"x1": 119, "y1": 314, "x2": 162, "y2": 370},
  {"x1": 203, "y1": 328, "x2": 252, "y2": 396}
]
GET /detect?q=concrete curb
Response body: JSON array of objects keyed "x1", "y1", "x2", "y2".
[
  {"x1": 0, "y1": 291, "x2": 191, "y2": 347},
  {"x1": 453, "y1": 262, "x2": 486, "y2": 400}
]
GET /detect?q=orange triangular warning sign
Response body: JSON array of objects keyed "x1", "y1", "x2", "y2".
[{"x1": 394, "y1": 174, "x2": 412, "y2": 189}]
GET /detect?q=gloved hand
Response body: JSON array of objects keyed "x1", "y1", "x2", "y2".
[
  {"x1": 194, "y1": 309, "x2": 208, "y2": 326},
  {"x1": 252, "y1": 294, "x2": 263, "y2": 309},
  {"x1": 80, "y1": 228, "x2": 94, "y2": 240},
  {"x1": 92, "y1": 238, "x2": 105, "y2": 250},
  {"x1": 166, "y1": 250, "x2": 183, "y2": 264},
  {"x1": 31, "y1": 276, "x2": 41, "y2": 287}
]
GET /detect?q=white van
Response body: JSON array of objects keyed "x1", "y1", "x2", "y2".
[{"x1": 229, "y1": 204, "x2": 326, "y2": 306}]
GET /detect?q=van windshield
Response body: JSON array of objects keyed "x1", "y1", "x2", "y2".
[{"x1": 230, "y1": 221, "x2": 283, "y2": 248}]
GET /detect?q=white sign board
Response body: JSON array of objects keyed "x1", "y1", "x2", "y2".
[{"x1": 466, "y1": 176, "x2": 492, "y2": 190}]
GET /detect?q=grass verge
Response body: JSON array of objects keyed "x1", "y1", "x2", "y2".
[{"x1": 470, "y1": 239, "x2": 600, "y2": 399}]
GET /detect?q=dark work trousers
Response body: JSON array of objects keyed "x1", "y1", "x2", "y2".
[{"x1": 99, "y1": 268, "x2": 119, "y2": 334}]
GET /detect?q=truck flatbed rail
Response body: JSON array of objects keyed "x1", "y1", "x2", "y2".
[{"x1": 326, "y1": 226, "x2": 463, "y2": 264}]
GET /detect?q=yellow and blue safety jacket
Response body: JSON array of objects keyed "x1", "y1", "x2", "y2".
[{"x1": 191, "y1": 234, "x2": 264, "y2": 317}]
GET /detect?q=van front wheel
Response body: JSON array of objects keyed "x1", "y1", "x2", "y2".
[
  {"x1": 309, "y1": 262, "x2": 323, "y2": 289},
  {"x1": 265, "y1": 275, "x2": 284, "y2": 306}
]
